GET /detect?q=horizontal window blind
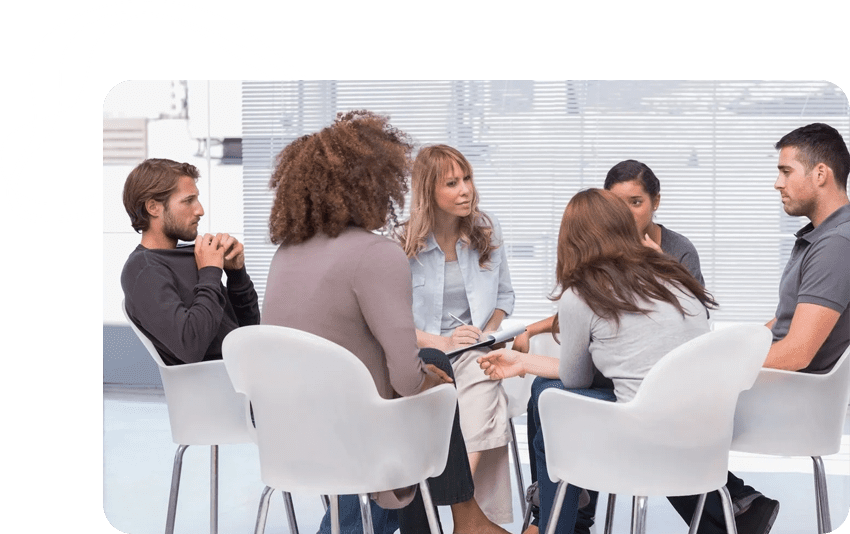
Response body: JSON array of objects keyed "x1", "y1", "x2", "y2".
[{"x1": 242, "y1": 81, "x2": 849, "y2": 324}]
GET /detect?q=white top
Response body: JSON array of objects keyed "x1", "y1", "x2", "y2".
[{"x1": 557, "y1": 283, "x2": 710, "y2": 402}]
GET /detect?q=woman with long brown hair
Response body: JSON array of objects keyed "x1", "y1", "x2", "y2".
[
  {"x1": 398, "y1": 144, "x2": 516, "y2": 525},
  {"x1": 478, "y1": 188, "x2": 716, "y2": 534}
]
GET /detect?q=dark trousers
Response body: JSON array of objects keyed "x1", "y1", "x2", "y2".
[{"x1": 318, "y1": 348, "x2": 474, "y2": 534}]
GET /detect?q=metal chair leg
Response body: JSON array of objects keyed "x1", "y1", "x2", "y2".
[
  {"x1": 544, "y1": 481, "x2": 569, "y2": 534},
  {"x1": 359, "y1": 494, "x2": 375, "y2": 534},
  {"x1": 321, "y1": 495, "x2": 331, "y2": 512},
  {"x1": 813, "y1": 456, "x2": 832, "y2": 534},
  {"x1": 254, "y1": 486, "x2": 274, "y2": 534},
  {"x1": 210, "y1": 445, "x2": 218, "y2": 534},
  {"x1": 603, "y1": 494, "x2": 616, "y2": 534},
  {"x1": 419, "y1": 481, "x2": 442, "y2": 534},
  {"x1": 509, "y1": 418, "x2": 528, "y2": 517},
  {"x1": 166, "y1": 445, "x2": 189, "y2": 534},
  {"x1": 630, "y1": 496, "x2": 648, "y2": 534},
  {"x1": 521, "y1": 499, "x2": 534, "y2": 532},
  {"x1": 687, "y1": 493, "x2": 707, "y2": 534},
  {"x1": 330, "y1": 495, "x2": 341, "y2": 534},
  {"x1": 283, "y1": 491, "x2": 299, "y2": 534},
  {"x1": 718, "y1": 486, "x2": 738, "y2": 534}
]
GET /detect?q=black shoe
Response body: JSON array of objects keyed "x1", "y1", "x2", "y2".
[{"x1": 735, "y1": 496, "x2": 779, "y2": 534}]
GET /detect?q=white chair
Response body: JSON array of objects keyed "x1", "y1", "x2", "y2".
[
  {"x1": 537, "y1": 324, "x2": 772, "y2": 534},
  {"x1": 121, "y1": 301, "x2": 298, "y2": 534},
  {"x1": 221, "y1": 324, "x2": 458, "y2": 534},
  {"x1": 732, "y1": 343, "x2": 850, "y2": 534}
]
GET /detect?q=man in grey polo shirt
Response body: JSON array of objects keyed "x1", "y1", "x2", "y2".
[{"x1": 671, "y1": 123, "x2": 850, "y2": 534}]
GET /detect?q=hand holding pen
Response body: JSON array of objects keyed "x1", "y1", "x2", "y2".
[{"x1": 447, "y1": 312, "x2": 482, "y2": 350}]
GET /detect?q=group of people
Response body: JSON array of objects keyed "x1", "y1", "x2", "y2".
[{"x1": 121, "y1": 113, "x2": 850, "y2": 534}]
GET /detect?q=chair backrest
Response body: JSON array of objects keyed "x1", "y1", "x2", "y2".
[
  {"x1": 732, "y1": 342, "x2": 850, "y2": 457},
  {"x1": 121, "y1": 300, "x2": 250, "y2": 445},
  {"x1": 222, "y1": 324, "x2": 457, "y2": 495},
  {"x1": 627, "y1": 324, "x2": 770, "y2": 446},
  {"x1": 539, "y1": 324, "x2": 771, "y2": 497}
]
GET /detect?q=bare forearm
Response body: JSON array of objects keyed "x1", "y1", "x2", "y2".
[
  {"x1": 520, "y1": 352, "x2": 560, "y2": 379},
  {"x1": 483, "y1": 309, "x2": 507, "y2": 333},
  {"x1": 416, "y1": 329, "x2": 450, "y2": 352}
]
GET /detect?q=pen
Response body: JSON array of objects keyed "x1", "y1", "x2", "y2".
[{"x1": 448, "y1": 312, "x2": 468, "y2": 326}]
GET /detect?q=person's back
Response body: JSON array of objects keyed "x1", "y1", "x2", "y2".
[{"x1": 262, "y1": 226, "x2": 425, "y2": 399}]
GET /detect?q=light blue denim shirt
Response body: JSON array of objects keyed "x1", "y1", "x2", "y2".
[{"x1": 410, "y1": 213, "x2": 515, "y2": 335}]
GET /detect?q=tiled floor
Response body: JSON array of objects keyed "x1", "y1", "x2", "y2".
[{"x1": 103, "y1": 385, "x2": 849, "y2": 534}]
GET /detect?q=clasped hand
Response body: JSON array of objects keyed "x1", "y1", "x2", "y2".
[{"x1": 194, "y1": 233, "x2": 245, "y2": 270}]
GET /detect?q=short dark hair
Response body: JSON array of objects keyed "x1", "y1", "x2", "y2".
[
  {"x1": 123, "y1": 158, "x2": 200, "y2": 232},
  {"x1": 603, "y1": 159, "x2": 661, "y2": 200},
  {"x1": 775, "y1": 123, "x2": 850, "y2": 191}
]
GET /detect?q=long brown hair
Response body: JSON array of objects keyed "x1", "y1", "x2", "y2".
[
  {"x1": 398, "y1": 144, "x2": 496, "y2": 267},
  {"x1": 553, "y1": 188, "x2": 716, "y2": 325}
]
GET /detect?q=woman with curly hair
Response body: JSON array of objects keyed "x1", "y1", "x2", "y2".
[
  {"x1": 398, "y1": 145, "x2": 516, "y2": 525},
  {"x1": 262, "y1": 111, "x2": 510, "y2": 534},
  {"x1": 478, "y1": 188, "x2": 716, "y2": 534}
]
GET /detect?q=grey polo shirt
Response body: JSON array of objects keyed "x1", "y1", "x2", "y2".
[{"x1": 771, "y1": 203, "x2": 850, "y2": 373}]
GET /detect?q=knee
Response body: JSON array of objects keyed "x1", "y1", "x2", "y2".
[{"x1": 418, "y1": 348, "x2": 454, "y2": 378}]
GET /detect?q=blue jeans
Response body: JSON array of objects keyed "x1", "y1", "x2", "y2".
[{"x1": 529, "y1": 377, "x2": 616, "y2": 534}]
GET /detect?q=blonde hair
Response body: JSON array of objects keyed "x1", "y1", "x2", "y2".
[{"x1": 398, "y1": 145, "x2": 496, "y2": 267}]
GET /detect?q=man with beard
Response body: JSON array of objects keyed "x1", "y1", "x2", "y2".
[{"x1": 121, "y1": 158, "x2": 260, "y2": 366}]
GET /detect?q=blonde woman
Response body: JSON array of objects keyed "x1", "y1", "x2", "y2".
[{"x1": 398, "y1": 144, "x2": 516, "y2": 525}]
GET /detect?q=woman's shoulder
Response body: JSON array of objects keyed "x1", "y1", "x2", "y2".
[{"x1": 659, "y1": 224, "x2": 697, "y2": 251}]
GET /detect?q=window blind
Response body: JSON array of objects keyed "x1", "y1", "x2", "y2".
[{"x1": 242, "y1": 81, "x2": 849, "y2": 324}]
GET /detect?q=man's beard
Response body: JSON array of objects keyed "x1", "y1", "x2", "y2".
[{"x1": 163, "y1": 209, "x2": 198, "y2": 243}]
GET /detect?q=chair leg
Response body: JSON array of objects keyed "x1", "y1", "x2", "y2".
[
  {"x1": 358, "y1": 494, "x2": 376, "y2": 534},
  {"x1": 603, "y1": 494, "x2": 616, "y2": 534},
  {"x1": 718, "y1": 486, "x2": 737, "y2": 534},
  {"x1": 419, "y1": 481, "x2": 442, "y2": 534},
  {"x1": 210, "y1": 445, "x2": 219, "y2": 534},
  {"x1": 509, "y1": 418, "x2": 528, "y2": 517},
  {"x1": 813, "y1": 456, "x2": 832, "y2": 534},
  {"x1": 521, "y1": 499, "x2": 533, "y2": 532},
  {"x1": 254, "y1": 486, "x2": 274, "y2": 534},
  {"x1": 282, "y1": 491, "x2": 299, "y2": 534},
  {"x1": 544, "y1": 481, "x2": 569, "y2": 534},
  {"x1": 687, "y1": 493, "x2": 707, "y2": 534},
  {"x1": 330, "y1": 495, "x2": 341, "y2": 534},
  {"x1": 321, "y1": 495, "x2": 331, "y2": 512},
  {"x1": 630, "y1": 496, "x2": 648, "y2": 534},
  {"x1": 165, "y1": 445, "x2": 189, "y2": 534}
]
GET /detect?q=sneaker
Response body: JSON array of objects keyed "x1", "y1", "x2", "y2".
[
  {"x1": 735, "y1": 496, "x2": 779, "y2": 534},
  {"x1": 524, "y1": 481, "x2": 590, "y2": 510},
  {"x1": 732, "y1": 491, "x2": 763, "y2": 516}
]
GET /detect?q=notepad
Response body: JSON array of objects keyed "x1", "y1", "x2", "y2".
[{"x1": 445, "y1": 323, "x2": 527, "y2": 358}]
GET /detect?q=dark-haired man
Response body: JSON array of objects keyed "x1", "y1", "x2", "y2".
[
  {"x1": 671, "y1": 122, "x2": 850, "y2": 534},
  {"x1": 121, "y1": 158, "x2": 260, "y2": 366}
]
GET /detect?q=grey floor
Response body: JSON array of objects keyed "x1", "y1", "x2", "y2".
[{"x1": 103, "y1": 385, "x2": 850, "y2": 534}]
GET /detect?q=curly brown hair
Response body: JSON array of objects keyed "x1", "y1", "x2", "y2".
[{"x1": 268, "y1": 110, "x2": 414, "y2": 245}]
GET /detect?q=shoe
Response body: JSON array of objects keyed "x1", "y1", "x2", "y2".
[
  {"x1": 732, "y1": 490, "x2": 763, "y2": 516},
  {"x1": 524, "y1": 481, "x2": 591, "y2": 510},
  {"x1": 735, "y1": 496, "x2": 779, "y2": 534}
]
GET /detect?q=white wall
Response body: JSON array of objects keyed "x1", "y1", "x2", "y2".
[{"x1": 103, "y1": 81, "x2": 243, "y2": 325}]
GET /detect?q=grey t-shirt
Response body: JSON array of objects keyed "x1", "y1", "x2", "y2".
[
  {"x1": 557, "y1": 284, "x2": 710, "y2": 402},
  {"x1": 772, "y1": 203, "x2": 850, "y2": 373},
  {"x1": 660, "y1": 225, "x2": 704, "y2": 286}
]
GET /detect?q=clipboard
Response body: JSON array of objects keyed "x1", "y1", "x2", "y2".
[{"x1": 445, "y1": 324, "x2": 527, "y2": 358}]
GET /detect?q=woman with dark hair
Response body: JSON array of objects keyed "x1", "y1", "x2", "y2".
[
  {"x1": 478, "y1": 189, "x2": 716, "y2": 534},
  {"x1": 603, "y1": 159, "x2": 703, "y2": 284},
  {"x1": 398, "y1": 144, "x2": 516, "y2": 525},
  {"x1": 261, "y1": 111, "x2": 508, "y2": 534}
]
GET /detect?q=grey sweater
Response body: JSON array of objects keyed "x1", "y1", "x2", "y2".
[{"x1": 558, "y1": 284, "x2": 709, "y2": 402}]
